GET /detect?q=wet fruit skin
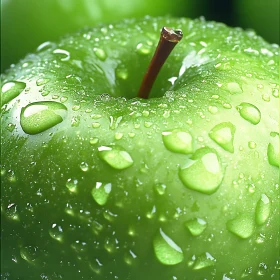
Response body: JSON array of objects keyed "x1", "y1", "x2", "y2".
[
  {"x1": 1, "y1": 17, "x2": 279, "y2": 280},
  {"x1": 1, "y1": 0, "x2": 196, "y2": 72}
]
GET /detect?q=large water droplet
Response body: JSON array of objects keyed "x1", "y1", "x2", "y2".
[
  {"x1": 20, "y1": 101, "x2": 67, "y2": 135},
  {"x1": 91, "y1": 182, "x2": 112, "y2": 206},
  {"x1": 153, "y1": 228, "x2": 184, "y2": 265},
  {"x1": 162, "y1": 129, "x2": 194, "y2": 154},
  {"x1": 93, "y1": 48, "x2": 107, "y2": 61},
  {"x1": 179, "y1": 147, "x2": 223, "y2": 194},
  {"x1": 1, "y1": 81, "x2": 26, "y2": 106},
  {"x1": 208, "y1": 122, "x2": 236, "y2": 153},
  {"x1": 49, "y1": 223, "x2": 64, "y2": 242},
  {"x1": 255, "y1": 194, "x2": 271, "y2": 225},
  {"x1": 236, "y1": 103, "x2": 261, "y2": 125},
  {"x1": 226, "y1": 214, "x2": 255, "y2": 239},
  {"x1": 98, "y1": 145, "x2": 133, "y2": 170},
  {"x1": 193, "y1": 252, "x2": 216, "y2": 270},
  {"x1": 185, "y1": 218, "x2": 207, "y2": 236},
  {"x1": 227, "y1": 82, "x2": 243, "y2": 94},
  {"x1": 267, "y1": 132, "x2": 279, "y2": 167}
]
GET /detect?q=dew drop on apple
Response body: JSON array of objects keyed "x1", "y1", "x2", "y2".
[
  {"x1": 104, "y1": 237, "x2": 116, "y2": 253},
  {"x1": 226, "y1": 214, "x2": 255, "y2": 239},
  {"x1": 136, "y1": 42, "x2": 152, "y2": 55},
  {"x1": 257, "y1": 262, "x2": 268, "y2": 276},
  {"x1": 71, "y1": 240, "x2": 87, "y2": 254},
  {"x1": 236, "y1": 102, "x2": 261, "y2": 125},
  {"x1": 124, "y1": 250, "x2": 137, "y2": 265},
  {"x1": 98, "y1": 145, "x2": 133, "y2": 170},
  {"x1": 179, "y1": 147, "x2": 223, "y2": 194},
  {"x1": 20, "y1": 101, "x2": 68, "y2": 135},
  {"x1": 208, "y1": 122, "x2": 236, "y2": 153},
  {"x1": 89, "y1": 137, "x2": 99, "y2": 145},
  {"x1": 49, "y1": 223, "x2": 64, "y2": 242},
  {"x1": 91, "y1": 182, "x2": 112, "y2": 206},
  {"x1": 6, "y1": 203, "x2": 20, "y2": 221},
  {"x1": 53, "y1": 49, "x2": 70, "y2": 61},
  {"x1": 185, "y1": 218, "x2": 207, "y2": 236},
  {"x1": 36, "y1": 78, "x2": 50, "y2": 86},
  {"x1": 162, "y1": 129, "x2": 194, "y2": 154},
  {"x1": 267, "y1": 132, "x2": 279, "y2": 167},
  {"x1": 272, "y1": 88, "x2": 279, "y2": 98},
  {"x1": 192, "y1": 252, "x2": 216, "y2": 270},
  {"x1": 116, "y1": 66, "x2": 128, "y2": 80},
  {"x1": 20, "y1": 246, "x2": 38, "y2": 265},
  {"x1": 79, "y1": 162, "x2": 89, "y2": 172},
  {"x1": 208, "y1": 106, "x2": 218, "y2": 114},
  {"x1": 153, "y1": 228, "x2": 184, "y2": 265},
  {"x1": 255, "y1": 194, "x2": 271, "y2": 225},
  {"x1": 154, "y1": 183, "x2": 167, "y2": 195},
  {"x1": 103, "y1": 210, "x2": 117, "y2": 222},
  {"x1": 248, "y1": 141, "x2": 257, "y2": 149},
  {"x1": 36, "y1": 41, "x2": 54, "y2": 52},
  {"x1": 227, "y1": 82, "x2": 243, "y2": 94},
  {"x1": 66, "y1": 178, "x2": 78, "y2": 193},
  {"x1": 1, "y1": 81, "x2": 26, "y2": 106},
  {"x1": 93, "y1": 48, "x2": 107, "y2": 61}
]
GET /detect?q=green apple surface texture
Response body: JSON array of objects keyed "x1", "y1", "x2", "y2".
[
  {"x1": 1, "y1": 17, "x2": 279, "y2": 280},
  {"x1": 1, "y1": 0, "x2": 196, "y2": 72}
]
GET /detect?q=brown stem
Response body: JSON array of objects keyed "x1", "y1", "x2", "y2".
[{"x1": 137, "y1": 27, "x2": 183, "y2": 99}]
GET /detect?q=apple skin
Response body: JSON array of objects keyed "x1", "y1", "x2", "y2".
[
  {"x1": 235, "y1": 0, "x2": 279, "y2": 44},
  {"x1": 1, "y1": 17, "x2": 279, "y2": 280},
  {"x1": 1, "y1": 0, "x2": 196, "y2": 72}
]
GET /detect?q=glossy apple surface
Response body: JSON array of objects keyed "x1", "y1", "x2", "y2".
[
  {"x1": 1, "y1": 17, "x2": 279, "y2": 280},
  {"x1": 1, "y1": 0, "x2": 196, "y2": 71}
]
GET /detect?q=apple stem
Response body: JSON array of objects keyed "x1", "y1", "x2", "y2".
[{"x1": 137, "y1": 27, "x2": 183, "y2": 99}]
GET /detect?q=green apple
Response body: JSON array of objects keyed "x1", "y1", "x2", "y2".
[
  {"x1": 235, "y1": 0, "x2": 279, "y2": 44},
  {"x1": 1, "y1": 0, "x2": 197, "y2": 72},
  {"x1": 1, "y1": 17, "x2": 279, "y2": 280}
]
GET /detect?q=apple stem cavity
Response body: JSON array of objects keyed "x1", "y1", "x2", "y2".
[{"x1": 137, "y1": 27, "x2": 183, "y2": 99}]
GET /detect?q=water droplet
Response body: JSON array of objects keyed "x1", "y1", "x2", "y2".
[
  {"x1": 103, "y1": 210, "x2": 117, "y2": 222},
  {"x1": 124, "y1": 250, "x2": 137, "y2": 265},
  {"x1": 267, "y1": 132, "x2": 279, "y2": 167},
  {"x1": 248, "y1": 141, "x2": 257, "y2": 149},
  {"x1": 36, "y1": 78, "x2": 50, "y2": 86},
  {"x1": 236, "y1": 102, "x2": 261, "y2": 125},
  {"x1": 98, "y1": 145, "x2": 133, "y2": 170},
  {"x1": 1, "y1": 81, "x2": 26, "y2": 106},
  {"x1": 20, "y1": 246, "x2": 38, "y2": 265},
  {"x1": 136, "y1": 43, "x2": 152, "y2": 55},
  {"x1": 262, "y1": 93, "x2": 270, "y2": 102},
  {"x1": 257, "y1": 262, "x2": 268, "y2": 276},
  {"x1": 36, "y1": 41, "x2": 54, "y2": 52},
  {"x1": 272, "y1": 88, "x2": 279, "y2": 98},
  {"x1": 179, "y1": 147, "x2": 223, "y2": 194},
  {"x1": 226, "y1": 214, "x2": 255, "y2": 239},
  {"x1": 114, "y1": 132, "x2": 123, "y2": 140},
  {"x1": 49, "y1": 223, "x2": 64, "y2": 242},
  {"x1": 80, "y1": 162, "x2": 89, "y2": 172},
  {"x1": 90, "y1": 137, "x2": 99, "y2": 145},
  {"x1": 255, "y1": 194, "x2": 271, "y2": 225},
  {"x1": 20, "y1": 101, "x2": 67, "y2": 135},
  {"x1": 154, "y1": 183, "x2": 167, "y2": 195},
  {"x1": 162, "y1": 129, "x2": 194, "y2": 154},
  {"x1": 53, "y1": 49, "x2": 70, "y2": 61},
  {"x1": 116, "y1": 67, "x2": 128, "y2": 80},
  {"x1": 92, "y1": 122, "x2": 101, "y2": 128},
  {"x1": 66, "y1": 178, "x2": 78, "y2": 193},
  {"x1": 185, "y1": 218, "x2": 207, "y2": 236},
  {"x1": 91, "y1": 182, "x2": 112, "y2": 206},
  {"x1": 208, "y1": 122, "x2": 236, "y2": 153},
  {"x1": 153, "y1": 228, "x2": 184, "y2": 265},
  {"x1": 192, "y1": 252, "x2": 216, "y2": 270},
  {"x1": 6, "y1": 203, "x2": 20, "y2": 221},
  {"x1": 227, "y1": 82, "x2": 243, "y2": 94},
  {"x1": 208, "y1": 106, "x2": 218, "y2": 114},
  {"x1": 93, "y1": 48, "x2": 107, "y2": 61}
]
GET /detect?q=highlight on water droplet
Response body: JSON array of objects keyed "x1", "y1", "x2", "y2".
[
  {"x1": 154, "y1": 183, "x2": 167, "y2": 195},
  {"x1": 192, "y1": 252, "x2": 216, "y2": 270},
  {"x1": 49, "y1": 223, "x2": 64, "y2": 242},
  {"x1": 255, "y1": 194, "x2": 271, "y2": 225},
  {"x1": 185, "y1": 218, "x2": 207, "y2": 236},
  {"x1": 93, "y1": 48, "x2": 107, "y2": 61},
  {"x1": 236, "y1": 102, "x2": 261, "y2": 125},
  {"x1": 208, "y1": 122, "x2": 236, "y2": 153},
  {"x1": 226, "y1": 213, "x2": 255, "y2": 239},
  {"x1": 20, "y1": 101, "x2": 68, "y2": 135},
  {"x1": 179, "y1": 147, "x2": 223, "y2": 194},
  {"x1": 6, "y1": 203, "x2": 20, "y2": 221},
  {"x1": 1, "y1": 81, "x2": 26, "y2": 106},
  {"x1": 53, "y1": 49, "x2": 70, "y2": 61},
  {"x1": 116, "y1": 66, "x2": 128, "y2": 80},
  {"x1": 98, "y1": 145, "x2": 133, "y2": 170},
  {"x1": 91, "y1": 182, "x2": 112, "y2": 206},
  {"x1": 153, "y1": 228, "x2": 184, "y2": 265},
  {"x1": 162, "y1": 129, "x2": 194, "y2": 154},
  {"x1": 36, "y1": 78, "x2": 50, "y2": 86},
  {"x1": 136, "y1": 42, "x2": 152, "y2": 55},
  {"x1": 66, "y1": 178, "x2": 78, "y2": 193},
  {"x1": 267, "y1": 132, "x2": 279, "y2": 167}
]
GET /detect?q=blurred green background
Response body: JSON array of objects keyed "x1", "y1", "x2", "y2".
[{"x1": 1, "y1": 0, "x2": 279, "y2": 72}]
